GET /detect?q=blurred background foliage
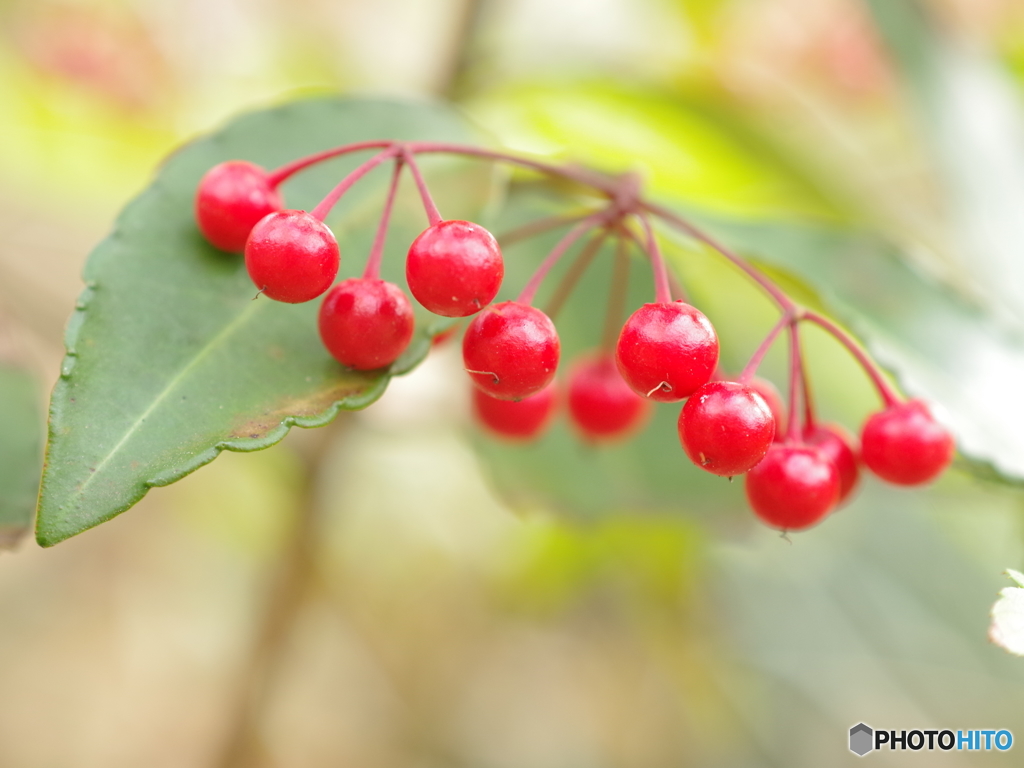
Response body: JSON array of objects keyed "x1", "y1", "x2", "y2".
[{"x1": 3, "y1": 0, "x2": 1024, "y2": 766}]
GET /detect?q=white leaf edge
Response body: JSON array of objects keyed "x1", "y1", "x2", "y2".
[{"x1": 988, "y1": 569, "x2": 1024, "y2": 655}]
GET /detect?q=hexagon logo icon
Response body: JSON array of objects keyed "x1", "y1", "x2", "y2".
[{"x1": 850, "y1": 723, "x2": 874, "y2": 757}]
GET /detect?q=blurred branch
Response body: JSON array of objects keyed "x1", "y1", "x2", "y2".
[
  {"x1": 213, "y1": 417, "x2": 349, "y2": 768},
  {"x1": 435, "y1": 0, "x2": 488, "y2": 100}
]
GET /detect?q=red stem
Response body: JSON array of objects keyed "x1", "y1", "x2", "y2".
[
  {"x1": 402, "y1": 149, "x2": 443, "y2": 226},
  {"x1": 601, "y1": 236, "x2": 631, "y2": 353},
  {"x1": 739, "y1": 311, "x2": 795, "y2": 383},
  {"x1": 310, "y1": 148, "x2": 399, "y2": 221},
  {"x1": 544, "y1": 232, "x2": 608, "y2": 320},
  {"x1": 641, "y1": 202, "x2": 796, "y2": 313},
  {"x1": 267, "y1": 141, "x2": 394, "y2": 186},
  {"x1": 667, "y1": 270, "x2": 688, "y2": 304},
  {"x1": 268, "y1": 139, "x2": 618, "y2": 199},
  {"x1": 786, "y1": 323, "x2": 805, "y2": 443},
  {"x1": 363, "y1": 158, "x2": 404, "y2": 280},
  {"x1": 497, "y1": 210, "x2": 595, "y2": 247},
  {"x1": 800, "y1": 351, "x2": 816, "y2": 431},
  {"x1": 405, "y1": 142, "x2": 619, "y2": 196},
  {"x1": 636, "y1": 213, "x2": 672, "y2": 305},
  {"x1": 517, "y1": 213, "x2": 609, "y2": 305},
  {"x1": 263, "y1": 140, "x2": 897, "y2": 419},
  {"x1": 800, "y1": 311, "x2": 900, "y2": 407},
  {"x1": 620, "y1": 225, "x2": 688, "y2": 302}
]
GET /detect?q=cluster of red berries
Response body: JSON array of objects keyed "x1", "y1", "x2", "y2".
[{"x1": 194, "y1": 144, "x2": 956, "y2": 534}]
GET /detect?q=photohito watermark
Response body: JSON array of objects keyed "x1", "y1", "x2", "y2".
[{"x1": 849, "y1": 723, "x2": 1013, "y2": 757}]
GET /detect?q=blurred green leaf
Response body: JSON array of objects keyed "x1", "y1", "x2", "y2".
[
  {"x1": 497, "y1": 516, "x2": 704, "y2": 616},
  {"x1": 468, "y1": 81, "x2": 843, "y2": 220},
  {"x1": 472, "y1": 188, "x2": 1024, "y2": 523},
  {"x1": 713, "y1": 482, "x2": 1024, "y2": 764},
  {"x1": 37, "y1": 97, "x2": 495, "y2": 546},
  {"x1": 0, "y1": 362, "x2": 43, "y2": 550},
  {"x1": 672, "y1": 209, "x2": 1024, "y2": 486},
  {"x1": 864, "y1": 0, "x2": 1024, "y2": 328},
  {"x1": 671, "y1": 0, "x2": 731, "y2": 49}
]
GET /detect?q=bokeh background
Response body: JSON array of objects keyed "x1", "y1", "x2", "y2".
[{"x1": 3, "y1": 0, "x2": 1024, "y2": 765}]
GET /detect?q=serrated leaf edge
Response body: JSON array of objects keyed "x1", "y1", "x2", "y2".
[{"x1": 37, "y1": 265, "x2": 432, "y2": 548}]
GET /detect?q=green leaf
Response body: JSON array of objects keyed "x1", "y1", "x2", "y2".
[
  {"x1": 37, "y1": 97, "x2": 495, "y2": 546},
  {"x1": 0, "y1": 363, "x2": 43, "y2": 550}
]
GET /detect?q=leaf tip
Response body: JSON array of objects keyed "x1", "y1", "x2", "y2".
[{"x1": 34, "y1": 526, "x2": 62, "y2": 548}]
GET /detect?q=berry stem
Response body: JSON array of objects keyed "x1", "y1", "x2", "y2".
[
  {"x1": 264, "y1": 140, "x2": 616, "y2": 198},
  {"x1": 406, "y1": 142, "x2": 619, "y2": 196},
  {"x1": 498, "y1": 210, "x2": 596, "y2": 247},
  {"x1": 800, "y1": 351, "x2": 816, "y2": 431},
  {"x1": 517, "y1": 212, "x2": 610, "y2": 305},
  {"x1": 619, "y1": 225, "x2": 688, "y2": 302},
  {"x1": 601, "y1": 235, "x2": 632, "y2": 353},
  {"x1": 642, "y1": 202, "x2": 797, "y2": 313},
  {"x1": 800, "y1": 311, "x2": 900, "y2": 407},
  {"x1": 362, "y1": 158, "x2": 404, "y2": 281},
  {"x1": 636, "y1": 213, "x2": 673, "y2": 305},
  {"x1": 787, "y1": 322, "x2": 805, "y2": 443},
  {"x1": 267, "y1": 141, "x2": 394, "y2": 186},
  {"x1": 310, "y1": 148, "x2": 399, "y2": 222},
  {"x1": 667, "y1": 270, "x2": 688, "y2": 303},
  {"x1": 739, "y1": 311, "x2": 795, "y2": 383},
  {"x1": 402, "y1": 149, "x2": 443, "y2": 226},
  {"x1": 544, "y1": 232, "x2": 608, "y2": 320},
  {"x1": 268, "y1": 141, "x2": 889, "y2": 393}
]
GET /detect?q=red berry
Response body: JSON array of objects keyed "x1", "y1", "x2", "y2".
[
  {"x1": 615, "y1": 301, "x2": 719, "y2": 402},
  {"x1": 804, "y1": 423, "x2": 860, "y2": 504},
  {"x1": 318, "y1": 278, "x2": 415, "y2": 370},
  {"x1": 861, "y1": 399, "x2": 954, "y2": 485},
  {"x1": 567, "y1": 353, "x2": 651, "y2": 443},
  {"x1": 195, "y1": 160, "x2": 283, "y2": 252},
  {"x1": 748, "y1": 377, "x2": 788, "y2": 439},
  {"x1": 406, "y1": 220, "x2": 503, "y2": 317},
  {"x1": 678, "y1": 381, "x2": 775, "y2": 476},
  {"x1": 245, "y1": 210, "x2": 340, "y2": 303},
  {"x1": 472, "y1": 382, "x2": 557, "y2": 441},
  {"x1": 462, "y1": 301, "x2": 559, "y2": 400},
  {"x1": 745, "y1": 444, "x2": 840, "y2": 530}
]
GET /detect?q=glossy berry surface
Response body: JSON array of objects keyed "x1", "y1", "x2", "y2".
[
  {"x1": 406, "y1": 220, "x2": 504, "y2": 317},
  {"x1": 195, "y1": 160, "x2": 283, "y2": 252},
  {"x1": 804, "y1": 423, "x2": 860, "y2": 504},
  {"x1": 861, "y1": 399, "x2": 954, "y2": 485},
  {"x1": 462, "y1": 301, "x2": 559, "y2": 400},
  {"x1": 318, "y1": 278, "x2": 415, "y2": 370},
  {"x1": 472, "y1": 382, "x2": 557, "y2": 441},
  {"x1": 745, "y1": 444, "x2": 840, "y2": 530},
  {"x1": 615, "y1": 301, "x2": 719, "y2": 402},
  {"x1": 245, "y1": 210, "x2": 340, "y2": 303},
  {"x1": 678, "y1": 381, "x2": 775, "y2": 476},
  {"x1": 567, "y1": 353, "x2": 651, "y2": 442}
]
